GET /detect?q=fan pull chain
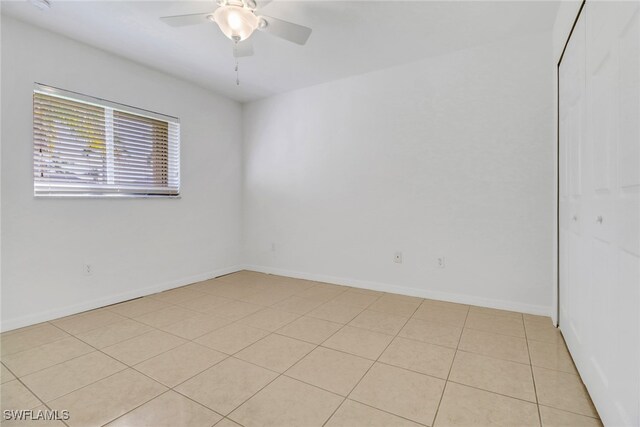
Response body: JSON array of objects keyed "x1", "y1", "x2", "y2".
[
  {"x1": 233, "y1": 39, "x2": 240, "y2": 86},
  {"x1": 236, "y1": 58, "x2": 240, "y2": 86}
]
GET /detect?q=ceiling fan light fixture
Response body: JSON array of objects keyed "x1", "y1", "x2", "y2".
[{"x1": 213, "y1": 5, "x2": 259, "y2": 42}]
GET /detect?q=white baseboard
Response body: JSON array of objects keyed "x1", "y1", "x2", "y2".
[
  {"x1": 0, "y1": 265, "x2": 243, "y2": 333},
  {"x1": 2, "y1": 263, "x2": 552, "y2": 332},
  {"x1": 244, "y1": 264, "x2": 553, "y2": 317}
]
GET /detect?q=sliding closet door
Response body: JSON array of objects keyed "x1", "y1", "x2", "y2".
[
  {"x1": 559, "y1": 2, "x2": 586, "y2": 349},
  {"x1": 559, "y1": 2, "x2": 640, "y2": 426}
]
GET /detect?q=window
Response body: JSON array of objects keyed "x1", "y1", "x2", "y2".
[{"x1": 33, "y1": 84, "x2": 180, "y2": 197}]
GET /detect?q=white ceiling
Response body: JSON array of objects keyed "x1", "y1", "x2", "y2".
[{"x1": 1, "y1": 1, "x2": 560, "y2": 102}]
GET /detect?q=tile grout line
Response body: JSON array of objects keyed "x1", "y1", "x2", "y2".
[
  {"x1": 101, "y1": 388, "x2": 175, "y2": 427},
  {"x1": 321, "y1": 299, "x2": 425, "y2": 427},
  {"x1": 47, "y1": 305, "x2": 273, "y2": 426},
  {"x1": 47, "y1": 313, "x2": 237, "y2": 427},
  {"x1": 3, "y1": 280, "x2": 377, "y2": 358},
  {"x1": 443, "y1": 379, "x2": 539, "y2": 406},
  {"x1": 536, "y1": 403, "x2": 602, "y2": 421},
  {"x1": 181, "y1": 284, "x2": 353, "y2": 411},
  {"x1": 44, "y1": 323, "x2": 156, "y2": 414},
  {"x1": 10, "y1": 325, "x2": 588, "y2": 423},
  {"x1": 5, "y1": 313, "x2": 577, "y2": 413},
  {"x1": 451, "y1": 347, "x2": 532, "y2": 367},
  {"x1": 45, "y1": 321, "x2": 243, "y2": 427},
  {"x1": 224, "y1": 287, "x2": 382, "y2": 426},
  {"x1": 429, "y1": 304, "x2": 471, "y2": 427},
  {"x1": 0, "y1": 363, "x2": 71, "y2": 427},
  {"x1": 2, "y1": 280, "x2": 349, "y2": 422},
  {"x1": 9, "y1": 297, "x2": 479, "y2": 424},
  {"x1": 3, "y1": 275, "x2": 596, "y2": 426},
  {"x1": 522, "y1": 314, "x2": 544, "y2": 427},
  {"x1": 2, "y1": 342, "x2": 96, "y2": 379},
  {"x1": 441, "y1": 313, "x2": 554, "y2": 419},
  {"x1": 273, "y1": 367, "x2": 430, "y2": 427},
  {"x1": 102, "y1": 388, "x2": 226, "y2": 427},
  {"x1": 302, "y1": 318, "x2": 564, "y2": 408},
  {"x1": 529, "y1": 327, "x2": 602, "y2": 421},
  {"x1": 334, "y1": 399, "x2": 430, "y2": 427}
]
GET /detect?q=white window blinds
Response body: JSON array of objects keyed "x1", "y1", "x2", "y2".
[{"x1": 33, "y1": 84, "x2": 180, "y2": 197}]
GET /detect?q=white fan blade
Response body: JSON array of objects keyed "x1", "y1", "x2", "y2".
[
  {"x1": 233, "y1": 40, "x2": 254, "y2": 58},
  {"x1": 258, "y1": 15, "x2": 312, "y2": 45},
  {"x1": 160, "y1": 12, "x2": 215, "y2": 27}
]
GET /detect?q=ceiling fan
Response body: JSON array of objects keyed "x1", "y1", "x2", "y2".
[{"x1": 160, "y1": 0, "x2": 312, "y2": 58}]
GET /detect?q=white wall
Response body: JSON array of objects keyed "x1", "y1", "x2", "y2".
[
  {"x1": 0, "y1": 16, "x2": 244, "y2": 331},
  {"x1": 242, "y1": 31, "x2": 555, "y2": 315}
]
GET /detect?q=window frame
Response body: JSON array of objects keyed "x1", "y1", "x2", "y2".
[{"x1": 33, "y1": 83, "x2": 181, "y2": 198}]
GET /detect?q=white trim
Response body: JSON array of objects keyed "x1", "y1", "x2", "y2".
[
  {"x1": 0, "y1": 265, "x2": 243, "y2": 332},
  {"x1": 244, "y1": 264, "x2": 553, "y2": 317}
]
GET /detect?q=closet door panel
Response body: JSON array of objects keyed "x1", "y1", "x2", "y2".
[
  {"x1": 615, "y1": 250, "x2": 640, "y2": 425},
  {"x1": 560, "y1": 3, "x2": 639, "y2": 426},
  {"x1": 587, "y1": 238, "x2": 616, "y2": 387},
  {"x1": 618, "y1": 10, "x2": 640, "y2": 191}
]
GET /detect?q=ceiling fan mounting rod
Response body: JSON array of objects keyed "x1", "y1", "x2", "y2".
[{"x1": 218, "y1": 0, "x2": 256, "y2": 9}]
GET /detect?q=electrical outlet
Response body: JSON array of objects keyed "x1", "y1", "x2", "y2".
[
  {"x1": 83, "y1": 263, "x2": 93, "y2": 276},
  {"x1": 394, "y1": 251, "x2": 403, "y2": 264},
  {"x1": 437, "y1": 257, "x2": 445, "y2": 268}
]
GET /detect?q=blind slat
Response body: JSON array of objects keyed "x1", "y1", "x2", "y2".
[
  {"x1": 35, "y1": 142, "x2": 175, "y2": 160},
  {"x1": 34, "y1": 93, "x2": 105, "y2": 113},
  {"x1": 34, "y1": 150, "x2": 176, "y2": 167},
  {"x1": 34, "y1": 106, "x2": 107, "y2": 124},
  {"x1": 34, "y1": 123, "x2": 106, "y2": 138},
  {"x1": 112, "y1": 110, "x2": 172, "y2": 188},
  {"x1": 34, "y1": 89, "x2": 180, "y2": 196}
]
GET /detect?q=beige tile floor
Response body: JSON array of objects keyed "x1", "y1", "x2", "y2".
[{"x1": 0, "y1": 271, "x2": 602, "y2": 427}]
